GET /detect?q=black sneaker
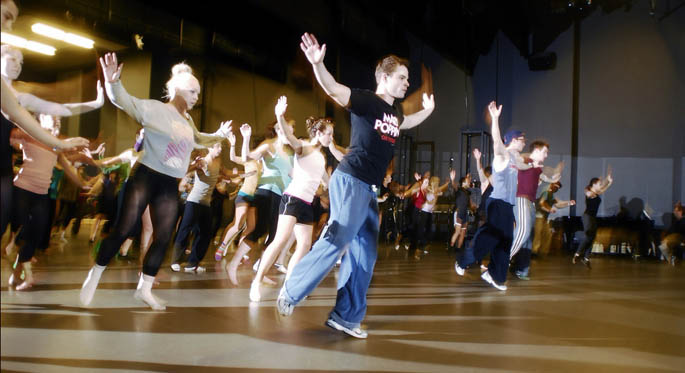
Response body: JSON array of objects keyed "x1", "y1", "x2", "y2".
[{"x1": 581, "y1": 257, "x2": 591, "y2": 269}]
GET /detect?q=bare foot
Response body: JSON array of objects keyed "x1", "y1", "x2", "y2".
[{"x1": 262, "y1": 276, "x2": 277, "y2": 285}]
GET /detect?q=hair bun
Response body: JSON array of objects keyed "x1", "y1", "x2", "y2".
[
  {"x1": 305, "y1": 116, "x2": 316, "y2": 131},
  {"x1": 172, "y1": 63, "x2": 192, "y2": 76}
]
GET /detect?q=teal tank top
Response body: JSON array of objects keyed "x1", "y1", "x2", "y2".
[{"x1": 257, "y1": 149, "x2": 293, "y2": 195}]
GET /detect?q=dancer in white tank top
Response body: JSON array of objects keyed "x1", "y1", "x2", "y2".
[{"x1": 250, "y1": 96, "x2": 343, "y2": 302}]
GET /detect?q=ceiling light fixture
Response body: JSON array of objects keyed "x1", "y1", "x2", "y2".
[
  {"x1": 1, "y1": 32, "x2": 56, "y2": 55},
  {"x1": 31, "y1": 23, "x2": 94, "y2": 49}
]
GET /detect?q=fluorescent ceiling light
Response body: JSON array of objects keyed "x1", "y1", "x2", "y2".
[
  {"x1": 1, "y1": 32, "x2": 56, "y2": 56},
  {"x1": 32, "y1": 23, "x2": 94, "y2": 49}
]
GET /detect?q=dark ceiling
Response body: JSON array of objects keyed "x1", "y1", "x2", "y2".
[{"x1": 10, "y1": 0, "x2": 676, "y2": 81}]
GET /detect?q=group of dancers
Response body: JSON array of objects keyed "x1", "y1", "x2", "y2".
[{"x1": 3, "y1": 0, "x2": 683, "y2": 339}]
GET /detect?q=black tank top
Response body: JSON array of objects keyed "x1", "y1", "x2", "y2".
[
  {"x1": 585, "y1": 195, "x2": 601, "y2": 217},
  {"x1": 1, "y1": 114, "x2": 15, "y2": 177}
]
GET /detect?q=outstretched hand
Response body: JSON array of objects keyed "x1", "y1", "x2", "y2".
[
  {"x1": 422, "y1": 93, "x2": 435, "y2": 112},
  {"x1": 99, "y1": 53, "x2": 123, "y2": 83},
  {"x1": 240, "y1": 123, "x2": 252, "y2": 138},
  {"x1": 473, "y1": 148, "x2": 481, "y2": 160},
  {"x1": 94, "y1": 142, "x2": 106, "y2": 156},
  {"x1": 414, "y1": 172, "x2": 421, "y2": 182},
  {"x1": 450, "y1": 169, "x2": 456, "y2": 181},
  {"x1": 275, "y1": 96, "x2": 288, "y2": 118},
  {"x1": 300, "y1": 33, "x2": 326, "y2": 65},
  {"x1": 487, "y1": 101, "x2": 502, "y2": 120},
  {"x1": 217, "y1": 120, "x2": 233, "y2": 138}
]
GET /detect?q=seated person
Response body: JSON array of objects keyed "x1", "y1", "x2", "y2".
[{"x1": 659, "y1": 201, "x2": 684, "y2": 266}]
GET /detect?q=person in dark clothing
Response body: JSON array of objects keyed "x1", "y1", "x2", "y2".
[
  {"x1": 449, "y1": 171, "x2": 474, "y2": 252},
  {"x1": 573, "y1": 169, "x2": 614, "y2": 268}
]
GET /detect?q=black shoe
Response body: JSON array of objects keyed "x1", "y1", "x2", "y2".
[{"x1": 581, "y1": 257, "x2": 591, "y2": 269}]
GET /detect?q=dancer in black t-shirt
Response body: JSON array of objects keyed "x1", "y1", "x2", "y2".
[{"x1": 276, "y1": 32, "x2": 434, "y2": 339}]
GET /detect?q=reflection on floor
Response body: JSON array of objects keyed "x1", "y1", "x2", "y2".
[{"x1": 2, "y1": 232, "x2": 684, "y2": 372}]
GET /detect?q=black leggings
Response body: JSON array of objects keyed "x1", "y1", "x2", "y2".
[
  {"x1": 12, "y1": 187, "x2": 50, "y2": 263},
  {"x1": 413, "y1": 210, "x2": 433, "y2": 250},
  {"x1": 0, "y1": 172, "x2": 12, "y2": 235},
  {"x1": 96, "y1": 164, "x2": 179, "y2": 276},
  {"x1": 246, "y1": 188, "x2": 282, "y2": 246},
  {"x1": 576, "y1": 214, "x2": 597, "y2": 259}
]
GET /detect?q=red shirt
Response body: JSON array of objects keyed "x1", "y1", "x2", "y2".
[
  {"x1": 413, "y1": 189, "x2": 427, "y2": 209},
  {"x1": 516, "y1": 167, "x2": 543, "y2": 201}
]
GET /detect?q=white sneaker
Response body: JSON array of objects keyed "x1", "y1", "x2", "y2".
[
  {"x1": 454, "y1": 261, "x2": 465, "y2": 276},
  {"x1": 184, "y1": 265, "x2": 205, "y2": 273},
  {"x1": 249, "y1": 281, "x2": 261, "y2": 302},
  {"x1": 395, "y1": 244, "x2": 400, "y2": 250},
  {"x1": 170, "y1": 263, "x2": 181, "y2": 272},
  {"x1": 325, "y1": 317, "x2": 368, "y2": 339},
  {"x1": 481, "y1": 271, "x2": 507, "y2": 291},
  {"x1": 276, "y1": 287, "x2": 293, "y2": 316}
]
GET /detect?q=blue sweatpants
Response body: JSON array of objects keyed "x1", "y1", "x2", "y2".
[{"x1": 282, "y1": 170, "x2": 378, "y2": 329}]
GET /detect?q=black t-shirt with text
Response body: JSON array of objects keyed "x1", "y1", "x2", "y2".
[{"x1": 337, "y1": 89, "x2": 403, "y2": 186}]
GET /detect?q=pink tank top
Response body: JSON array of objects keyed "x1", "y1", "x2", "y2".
[{"x1": 13, "y1": 138, "x2": 58, "y2": 195}]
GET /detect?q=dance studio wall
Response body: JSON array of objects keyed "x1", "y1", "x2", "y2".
[{"x1": 471, "y1": 2, "x2": 685, "y2": 224}]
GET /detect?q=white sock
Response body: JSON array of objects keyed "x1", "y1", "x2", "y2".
[
  {"x1": 80, "y1": 264, "x2": 106, "y2": 306},
  {"x1": 134, "y1": 274, "x2": 165, "y2": 310}
]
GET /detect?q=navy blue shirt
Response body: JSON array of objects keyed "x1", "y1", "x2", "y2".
[{"x1": 337, "y1": 89, "x2": 403, "y2": 186}]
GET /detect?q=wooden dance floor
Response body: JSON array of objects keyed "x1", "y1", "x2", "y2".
[{"x1": 2, "y1": 229, "x2": 684, "y2": 372}]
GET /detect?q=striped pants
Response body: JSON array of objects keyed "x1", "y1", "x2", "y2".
[{"x1": 510, "y1": 197, "x2": 536, "y2": 260}]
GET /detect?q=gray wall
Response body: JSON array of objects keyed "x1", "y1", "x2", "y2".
[{"x1": 471, "y1": 2, "x2": 685, "y2": 224}]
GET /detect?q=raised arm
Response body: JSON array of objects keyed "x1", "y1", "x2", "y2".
[
  {"x1": 241, "y1": 123, "x2": 271, "y2": 161},
  {"x1": 327, "y1": 137, "x2": 347, "y2": 162},
  {"x1": 438, "y1": 180, "x2": 451, "y2": 194},
  {"x1": 101, "y1": 52, "x2": 146, "y2": 124},
  {"x1": 62, "y1": 80, "x2": 105, "y2": 115},
  {"x1": 19, "y1": 80, "x2": 105, "y2": 117},
  {"x1": 300, "y1": 33, "x2": 351, "y2": 107},
  {"x1": 598, "y1": 168, "x2": 613, "y2": 195},
  {"x1": 274, "y1": 96, "x2": 303, "y2": 153},
  {"x1": 488, "y1": 101, "x2": 507, "y2": 159},
  {"x1": 399, "y1": 93, "x2": 435, "y2": 130},
  {"x1": 1, "y1": 79, "x2": 89, "y2": 151},
  {"x1": 226, "y1": 127, "x2": 243, "y2": 165},
  {"x1": 472, "y1": 148, "x2": 489, "y2": 193},
  {"x1": 15, "y1": 93, "x2": 71, "y2": 116},
  {"x1": 449, "y1": 169, "x2": 459, "y2": 190},
  {"x1": 541, "y1": 161, "x2": 564, "y2": 183}
]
